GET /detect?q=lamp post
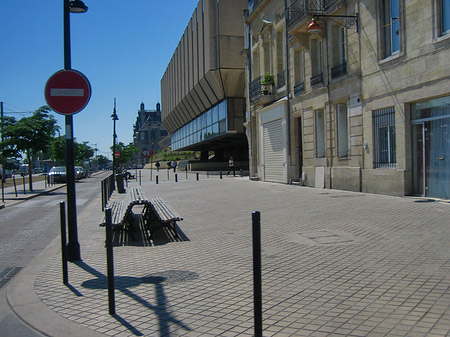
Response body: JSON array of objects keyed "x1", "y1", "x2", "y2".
[
  {"x1": 111, "y1": 98, "x2": 118, "y2": 174},
  {"x1": 64, "y1": 0, "x2": 88, "y2": 262}
]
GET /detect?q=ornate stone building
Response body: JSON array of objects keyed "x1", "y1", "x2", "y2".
[
  {"x1": 245, "y1": 0, "x2": 450, "y2": 198},
  {"x1": 133, "y1": 102, "x2": 168, "y2": 166}
]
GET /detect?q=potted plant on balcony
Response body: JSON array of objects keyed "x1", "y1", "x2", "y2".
[{"x1": 261, "y1": 72, "x2": 275, "y2": 95}]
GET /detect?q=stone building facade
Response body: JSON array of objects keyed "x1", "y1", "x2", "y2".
[
  {"x1": 133, "y1": 102, "x2": 168, "y2": 167},
  {"x1": 245, "y1": 0, "x2": 450, "y2": 198}
]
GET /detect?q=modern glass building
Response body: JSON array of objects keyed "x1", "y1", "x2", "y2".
[{"x1": 161, "y1": 0, "x2": 248, "y2": 165}]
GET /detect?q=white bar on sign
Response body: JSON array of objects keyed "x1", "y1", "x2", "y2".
[{"x1": 51, "y1": 88, "x2": 84, "y2": 97}]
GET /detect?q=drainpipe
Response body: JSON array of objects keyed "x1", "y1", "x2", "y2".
[
  {"x1": 284, "y1": 0, "x2": 292, "y2": 181},
  {"x1": 244, "y1": 9, "x2": 255, "y2": 178},
  {"x1": 324, "y1": 20, "x2": 333, "y2": 189}
]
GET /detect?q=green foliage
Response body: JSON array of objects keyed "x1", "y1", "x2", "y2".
[
  {"x1": 2, "y1": 106, "x2": 59, "y2": 167},
  {"x1": 111, "y1": 142, "x2": 140, "y2": 166},
  {"x1": 261, "y1": 72, "x2": 275, "y2": 85},
  {"x1": 153, "y1": 147, "x2": 198, "y2": 161},
  {"x1": 51, "y1": 137, "x2": 95, "y2": 165}
]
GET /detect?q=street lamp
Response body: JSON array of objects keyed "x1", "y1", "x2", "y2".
[
  {"x1": 307, "y1": 14, "x2": 359, "y2": 33},
  {"x1": 64, "y1": 0, "x2": 88, "y2": 262},
  {"x1": 111, "y1": 98, "x2": 118, "y2": 174}
]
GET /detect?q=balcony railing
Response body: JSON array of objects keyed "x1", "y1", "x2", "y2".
[
  {"x1": 250, "y1": 76, "x2": 262, "y2": 101},
  {"x1": 331, "y1": 61, "x2": 347, "y2": 79},
  {"x1": 287, "y1": 0, "x2": 323, "y2": 27},
  {"x1": 277, "y1": 70, "x2": 286, "y2": 89},
  {"x1": 287, "y1": 0, "x2": 343, "y2": 27},
  {"x1": 311, "y1": 73, "x2": 323, "y2": 86},
  {"x1": 294, "y1": 82, "x2": 305, "y2": 95},
  {"x1": 250, "y1": 76, "x2": 276, "y2": 105}
]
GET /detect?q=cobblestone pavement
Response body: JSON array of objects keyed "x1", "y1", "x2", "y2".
[{"x1": 27, "y1": 172, "x2": 450, "y2": 336}]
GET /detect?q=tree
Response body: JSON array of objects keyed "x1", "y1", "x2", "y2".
[
  {"x1": 51, "y1": 138, "x2": 95, "y2": 166},
  {"x1": 112, "y1": 142, "x2": 140, "y2": 168},
  {"x1": 0, "y1": 115, "x2": 20, "y2": 161},
  {"x1": 3, "y1": 106, "x2": 59, "y2": 190},
  {"x1": 74, "y1": 141, "x2": 95, "y2": 165}
]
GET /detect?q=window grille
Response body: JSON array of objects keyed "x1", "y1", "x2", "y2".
[{"x1": 373, "y1": 107, "x2": 396, "y2": 168}]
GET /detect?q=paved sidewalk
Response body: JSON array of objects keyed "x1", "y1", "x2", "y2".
[
  {"x1": 1, "y1": 176, "x2": 65, "y2": 209},
  {"x1": 5, "y1": 170, "x2": 450, "y2": 336}
]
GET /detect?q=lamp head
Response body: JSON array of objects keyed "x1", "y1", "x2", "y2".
[
  {"x1": 69, "y1": 0, "x2": 88, "y2": 13},
  {"x1": 307, "y1": 18, "x2": 321, "y2": 33}
]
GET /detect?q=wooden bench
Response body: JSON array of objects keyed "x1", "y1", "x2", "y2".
[
  {"x1": 144, "y1": 197, "x2": 183, "y2": 239},
  {"x1": 100, "y1": 187, "x2": 147, "y2": 231}
]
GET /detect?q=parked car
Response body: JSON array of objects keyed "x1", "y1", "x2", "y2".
[
  {"x1": 48, "y1": 166, "x2": 67, "y2": 183},
  {"x1": 75, "y1": 166, "x2": 87, "y2": 179},
  {"x1": 0, "y1": 169, "x2": 12, "y2": 179}
]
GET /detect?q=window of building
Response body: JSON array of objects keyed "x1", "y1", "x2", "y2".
[
  {"x1": 373, "y1": 107, "x2": 396, "y2": 168},
  {"x1": 331, "y1": 26, "x2": 346, "y2": 78},
  {"x1": 276, "y1": 30, "x2": 285, "y2": 88},
  {"x1": 171, "y1": 100, "x2": 228, "y2": 151},
  {"x1": 381, "y1": 0, "x2": 400, "y2": 58},
  {"x1": 315, "y1": 109, "x2": 326, "y2": 158},
  {"x1": 310, "y1": 39, "x2": 323, "y2": 86},
  {"x1": 337, "y1": 104, "x2": 349, "y2": 157},
  {"x1": 294, "y1": 49, "x2": 304, "y2": 94},
  {"x1": 252, "y1": 50, "x2": 260, "y2": 79},
  {"x1": 441, "y1": 0, "x2": 450, "y2": 36},
  {"x1": 263, "y1": 40, "x2": 271, "y2": 75}
]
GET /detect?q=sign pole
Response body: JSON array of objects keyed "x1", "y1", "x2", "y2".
[{"x1": 64, "y1": 0, "x2": 80, "y2": 261}]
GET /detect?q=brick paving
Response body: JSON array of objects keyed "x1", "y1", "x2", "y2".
[{"x1": 32, "y1": 172, "x2": 450, "y2": 336}]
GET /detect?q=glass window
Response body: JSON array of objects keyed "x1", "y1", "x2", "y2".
[
  {"x1": 219, "y1": 101, "x2": 227, "y2": 121},
  {"x1": 442, "y1": 0, "x2": 450, "y2": 35},
  {"x1": 212, "y1": 122, "x2": 219, "y2": 135},
  {"x1": 212, "y1": 105, "x2": 219, "y2": 123},
  {"x1": 382, "y1": 0, "x2": 400, "y2": 58},
  {"x1": 337, "y1": 104, "x2": 349, "y2": 157},
  {"x1": 373, "y1": 107, "x2": 396, "y2": 168},
  {"x1": 315, "y1": 110, "x2": 326, "y2": 158}
]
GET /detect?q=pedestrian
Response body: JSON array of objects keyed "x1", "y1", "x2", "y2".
[
  {"x1": 227, "y1": 156, "x2": 235, "y2": 176},
  {"x1": 155, "y1": 161, "x2": 160, "y2": 171},
  {"x1": 172, "y1": 160, "x2": 177, "y2": 173}
]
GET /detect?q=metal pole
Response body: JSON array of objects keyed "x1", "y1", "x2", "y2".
[
  {"x1": 13, "y1": 175, "x2": 17, "y2": 197},
  {"x1": 112, "y1": 98, "x2": 117, "y2": 175},
  {"x1": 60, "y1": 201, "x2": 68, "y2": 284},
  {"x1": 64, "y1": 0, "x2": 80, "y2": 261},
  {"x1": 156, "y1": 175, "x2": 159, "y2": 184},
  {"x1": 252, "y1": 211, "x2": 263, "y2": 337},
  {"x1": 105, "y1": 208, "x2": 115, "y2": 315}
]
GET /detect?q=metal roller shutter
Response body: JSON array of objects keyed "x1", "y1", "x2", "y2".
[{"x1": 263, "y1": 118, "x2": 285, "y2": 183}]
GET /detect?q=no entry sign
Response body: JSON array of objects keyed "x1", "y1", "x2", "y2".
[
  {"x1": 45, "y1": 69, "x2": 91, "y2": 115},
  {"x1": 114, "y1": 151, "x2": 120, "y2": 159}
]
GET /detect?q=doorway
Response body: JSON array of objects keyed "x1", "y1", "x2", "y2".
[{"x1": 412, "y1": 114, "x2": 450, "y2": 199}]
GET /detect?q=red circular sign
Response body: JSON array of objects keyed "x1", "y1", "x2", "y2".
[
  {"x1": 44, "y1": 69, "x2": 91, "y2": 115},
  {"x1": 114, "y1": 151, "x2": 120, "y2": 159}
]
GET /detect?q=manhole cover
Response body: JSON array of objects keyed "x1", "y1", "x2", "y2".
[{"x1": 289, "y1": 230, "x2": 359, "y2": 246}]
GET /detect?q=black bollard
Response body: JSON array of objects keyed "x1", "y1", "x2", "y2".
[
  {"x1": 252, "y1": 211, "x2": 263, "y2": 337},
  {"x1": 105, "y1": 208, "x2": 115, "y2": 315},
  {"x1": 156, "y1": 175, "x2": 159, "y2": 184},
  {"x1": 175, "y1": 173, "x2": 178, "y2": 182},
  {"x1": 196, "y1": 172, "x2": 199, "y2": 181},
  {"x1": 220, "y1": 171, "x2": 223, "y2": 179},
  {"x1": 60, "y1": 201, "x2": 68, "y2": 285},
  {"x1": 13, "y1": 176, "x2": 17, "y2": 197}
]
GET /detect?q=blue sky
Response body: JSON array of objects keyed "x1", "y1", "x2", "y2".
[{"x1": 0, "y1": 0, "x2": 200, "y2": 159}]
